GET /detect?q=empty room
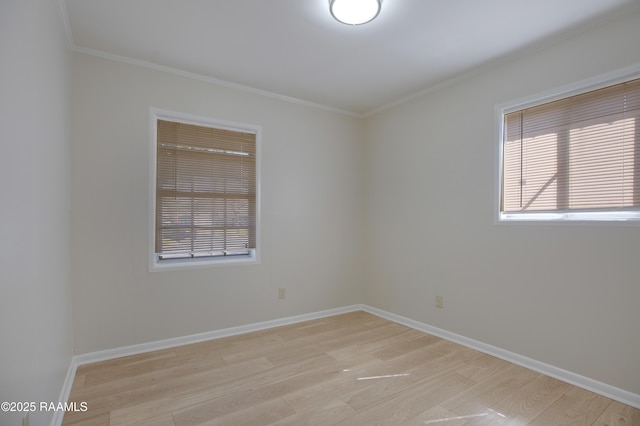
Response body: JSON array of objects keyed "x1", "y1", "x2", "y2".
[{"x1": 2, "y1": 0, "x2": 640, "y2": 425}]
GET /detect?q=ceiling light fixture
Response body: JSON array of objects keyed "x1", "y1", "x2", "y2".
[{"x1": 329, "y1": 0, "x2": 382, "y2": 25}]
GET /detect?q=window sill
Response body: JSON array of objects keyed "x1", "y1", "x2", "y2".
[
  {"x1": 498, "y1": 210, "x2": 640, "y2": 224},
  {"x1": 149, "y1": 249, "x2": 258, "y2": 272}
]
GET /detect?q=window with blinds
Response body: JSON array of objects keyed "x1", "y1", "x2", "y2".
[
  {"x1": 152, "y1": 114, "x2": 258, "y2": 267},
  {"x1": 500, "y1": 76, "x2": 640, "y2": 222}
]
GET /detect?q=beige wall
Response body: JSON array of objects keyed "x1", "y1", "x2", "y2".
[
  {"x1": 68, "y1": 6, "x2": 640, "y2": 400},
  {"x1": 0, "y1": 1, "x2": 73, "y2": 425},
  {"x1": 1, "y1": 2, "x2": 638, "y2": 421},
  {"x1": 70, "y1": 54, "x2": 365, "y2": 354},
  {"x1": 363, "y1": 12, "x2": 640, "y2": 394}
]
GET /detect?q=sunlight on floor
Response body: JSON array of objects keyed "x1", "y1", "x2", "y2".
[
  {"x1": 424, "y1": 408, "x2": 506, "y2": 424},
  {"x1": 357, "y1": 373, "x2": 411, "y2": 381}
]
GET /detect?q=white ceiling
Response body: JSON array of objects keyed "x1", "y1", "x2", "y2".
[{"x1": 63, "y1": 0, "x2": 640, "y2": 115}]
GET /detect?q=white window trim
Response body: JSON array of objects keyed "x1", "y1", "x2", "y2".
[
  {"x1": 149, "y1": 108, "x2": 261, "y2": 271},
  {"x1": 494, "y1": 64, "x2": 640, "y2": 225}
]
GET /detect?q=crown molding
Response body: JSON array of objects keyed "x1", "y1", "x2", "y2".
[
  {"x1": 363, "y1": 4, "x2": 640, "y2": 117},
  {"x1": 57, "y1": 2, "x2": 640, "y2": 120},
  {"x1": 56, "y1": 0, "x2": 75, "y2": 47}
]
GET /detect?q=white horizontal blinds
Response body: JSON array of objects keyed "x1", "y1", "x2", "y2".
[
  {"x1": 502, "y1": 78, "x2": 640, "y2": 213},
  {"x1": 156, "y1": 119, "x2": 256, "y2": 259}
]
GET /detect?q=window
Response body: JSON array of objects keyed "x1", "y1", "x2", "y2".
[
  {"x1": 498, "y1": 76, "x2": 640, "y2": 222},
  {"x1": 150, "y1": 110, "x2": 260, "y2": 270}
]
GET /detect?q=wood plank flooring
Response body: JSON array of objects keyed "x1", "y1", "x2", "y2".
[{"x1": 62, "y1": 311, "x2": 640, "y2": 425}]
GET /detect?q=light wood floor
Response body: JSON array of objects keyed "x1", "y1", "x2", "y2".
[{"x1": 63, "y1": 311, "x2": 639, "y2": 425}]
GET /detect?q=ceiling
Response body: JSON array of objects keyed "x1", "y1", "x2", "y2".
[{"x1": 62, "y1": 0, "x2": 640, "y2": 116}]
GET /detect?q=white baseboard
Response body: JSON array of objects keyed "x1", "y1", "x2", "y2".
[
  {"x1": 72, "y1": 305, "x2": 361, "y2": 367},
  {"x1": 51, "y1": 305, "x2": 361, "y2": 425},
  {"x1": 52, "y1": 303, "x2": 639, "y2": 426},
  {"x1": 51, "y1": 356, "x2": 79, "y2": 426},
  {"x1": 360, "y1": 304, "x2": 640, "y2": 410}
]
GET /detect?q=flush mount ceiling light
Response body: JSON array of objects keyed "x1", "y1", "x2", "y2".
[{"x1": 329, "y1": 0, "x2": 382, "y2": 25}]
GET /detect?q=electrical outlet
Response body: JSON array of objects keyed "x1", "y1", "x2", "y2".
[
  {"x1": 435, "y1": 295, "x2": 443, "y2": 309},
  {"x1": 278, "y1": 288, "x2": 286, "y2": 299}
]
